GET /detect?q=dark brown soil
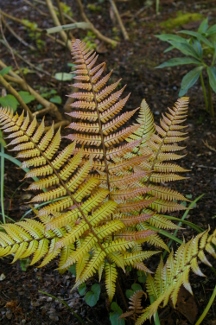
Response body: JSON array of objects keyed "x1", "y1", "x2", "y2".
[{"x1": 0, "y1": 1, "x2": 216, "y2": 324}]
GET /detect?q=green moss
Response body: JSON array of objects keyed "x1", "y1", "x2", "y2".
[
  {"x1": 160, "y1": 12, "x2": 203, "y2": 30},
  {"x1": 87, "y1": 4, "x2": 102, "y2": 12}
]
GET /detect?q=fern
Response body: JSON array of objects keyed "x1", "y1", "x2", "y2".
[
  {"x1": 135, "y1": 229, "x2": 216, "y2": 324},
  {"x1": 0, "y1": 39, "x2": 199, "y2": 308},
  {"x1": 0, "y1": 106, "x2": 157, "y2": 301},
  {"x1": 121, "y1": 290, "x2": 146, "y2": 320},
  {"x1": 65, "y1": 40, "x2": 190, "y2": 248}
]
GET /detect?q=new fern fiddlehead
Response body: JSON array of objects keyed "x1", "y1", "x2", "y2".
[{"x1": 1, "y1": 40, "x2": 214, "y2": 323}]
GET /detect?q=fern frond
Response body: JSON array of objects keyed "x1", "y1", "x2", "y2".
[
  {"x1": 135, "y1": 229, "x2": 216, "y2": 324},
  {"x1": 0, "y1": 220, "x2": 65, "y2": 266},
  {"x1": 131, "y1": 97, "x2": 189, "y2": 230},
  {"x1": 66, "y1": 39, "x2": 146, "y2": 193},
  {"x1": 126, "y1": 99, "x2": 155, "y2": 147},
  {"x1": 0, "y1": 40, "x2": 191, "y2": 304},
  {"x1": 121, "y1": 290, "x2": 146, "y2": 320},
  {"x1": 105, "y1": 263, "x2": 118, "y2": 302}
]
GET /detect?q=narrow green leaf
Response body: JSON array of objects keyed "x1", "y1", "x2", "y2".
[
  {"x1": 168, "y1": 40, "x2": 201, "y2": 59},
  {"x1": 164, "y1": 45, "x2": 175, "y2": 53},
  {"x1": 178, "y1": 30, "x2": 213, "y2": 48},
  {"x1": 207, "y1": 66, "x2": 216, "y2": 93},
  {"x1": 192, "y1": 39, "x2": 203, "y2": 58},
  {"x1": 155, "y1": 34, "x2": 187, "y2": 43},
  {"x1": 156, "y1": 57, "x2": 200, "y2": 68},
  {"x1": 206, "y1": 24, "x2": 216, "y2": 37},
  {"x1": 198, "y1": 18, "x2": 209, "y2": 34},
  {"x1": 179, "y1": 66, "x2": 203, "y2": 96}
]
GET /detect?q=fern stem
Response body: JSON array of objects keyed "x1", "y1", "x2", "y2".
[
  {"x1": 39, "y1": 290, "x2": 85, "y2": 324},
  {"x1": 195, "y1": 285, "x2": 216, "y2": 325}
]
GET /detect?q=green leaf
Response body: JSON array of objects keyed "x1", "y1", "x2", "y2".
[
  {"x1": 54, "y1": 72, "x2": 74, "y2": 81},
  {"x1": 78, "y1": 283, "x2": 87, "y2": 296},
  {"x1": 179, "y1": 66, "x2": 203, "y2": 96},
  {"x1": 178, "y1": 30, "x2": 213, "y2": 48},
  {"x1": 207, "y1": 66, "x2": 216, "y2": 93},
  {"x1": 0, "y1": 95, "x2": 19, "y2": 111},
  {"x1": 167, "y1": 40, "x2": 201, "y2": 59},
  {"x1": 126, "y1": 283, "x2": 143, "y2": 298},
  {"x1": 84, "y1": 283, "x2": 101, "y2": 307},
  {"x1": 155, "y1": 34, "x2": 187, "y2": 43},
  {"x1": 192, "y1": 39, "x2": 203, "y2": 57},
  {"x1": 68, "y1": 264, "x2": 76, "y2": 276},
  {"x1": 0, "y1": 66, "x2": 12, "y2": 76},
  {"x1": 131, "y1": 283, "x2": 143, "y2": 292},
  {"x1": 109, "y1": 302, "x2": 125, "y2": 325},
  {"x1": 198, "y1": 18, "x2": 209, "y2": 34},
  {"x1": 164, "y1": 45, "x2": 175, "y2": 53},
  {"x1": 50, "y1": 95, "x2": 62, "y2": 104},
  {"x1": 18, "y1": 91, "x2": 35, "y2": 104},
  {"x1": 156, "y1": 57, "x2": 200, "y2": 68},
  {"x1": 125, "y1": 289, "x2": 134, "y2": 299},
  {"x1": 206, "y1": 24, "x2": 216, "y2": 37}
]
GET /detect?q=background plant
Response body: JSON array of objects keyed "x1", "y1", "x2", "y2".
[{"x1": 156, "y1": 17, "x2": 216, "y2": 117}]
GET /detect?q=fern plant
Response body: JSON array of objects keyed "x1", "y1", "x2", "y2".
[{"x1": 0, "y1": 39, "x2": 215, "y2": 324}]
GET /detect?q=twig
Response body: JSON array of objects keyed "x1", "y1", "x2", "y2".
[
  {"x1": 45, "y1": 0, "x2": 72, "y2": 51},
  {"x1": 23, "y1": 0, "x2": 47, "y2": 16},
  {"x1": 1, "y1": 40, "x2": 52, "y2": 77},
  {"x1": 44, "y1": 120, "x2": 69, "y2": 131},
  {"x1": 0, "y1": 75, "x2": 33, "y2": 118},
  {"x1": 109, "y1": 0, "x2": 129, "y2": 40},
  {"x1": 0, "y1": 60, "x2": 63, "y2": 121},
  {"x1": 76, "y1": 0, "x2": 118, "y2": 47},
  {"x1": 56, "y1": 0, "x2": 66, "y2": 26},
  {"x1": 1, "y1": 14, "x2": 36, "y2": 51},
  {"x1": 0, "y1": 70, "x2": 69, "y2": 128},
  {"x1": 0, "y1": 10, "x2": 67, "y2": 48},
  {"x1": 30, "y1": 0, "x2": 77, "y2": 23}
]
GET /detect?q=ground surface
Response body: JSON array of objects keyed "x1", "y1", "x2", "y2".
[{"x1": 0, "y1": 0, "x2": 216, "y2": 324}]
